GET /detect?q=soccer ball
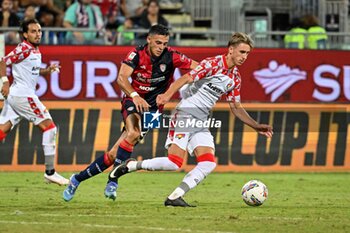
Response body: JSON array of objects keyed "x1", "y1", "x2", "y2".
[{"x1": 241, "y1": 180, "x2": 268, "y2": 206}]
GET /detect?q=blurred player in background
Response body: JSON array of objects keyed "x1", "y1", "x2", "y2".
[
  {"x1": 110, "y1": 32, "x2": 273, "y2": 207},
  {"x1": 0, "y1": 18, "x2": 68, "y2": 186},
  {"x1": 63, "y1": 24, "x2": 198, "y2": 201}
]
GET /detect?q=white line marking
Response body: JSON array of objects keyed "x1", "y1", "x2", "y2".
[
  {"x1": 39, "y1": 213, "x2": 213, "y2": 219},
  {"x1": 0, "y1": 220, "x2": 236, "y2": 233},
  {"x1": 252, "y1": 216, "x2": 303, "y2": 221}
]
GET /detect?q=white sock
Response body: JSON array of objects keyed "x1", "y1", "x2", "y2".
[
  {"x1": 167, "y1": 161, "x2": 216, "y2": 200},
  {"x1": 168, "y1": 187, "x2": 185, "y2": 200},
  {"x1": 126, "y1": 161, "x2": 137, "y2": 172},
  {"x1": 182, "y1": 161, "x2": 216, "y2": 189},
  {"x1": 42, "y1": 127, "x2": 57, "y2": 171},
  {"x1": 139, "y1": 157, "x2": 179, "y2": 171}
]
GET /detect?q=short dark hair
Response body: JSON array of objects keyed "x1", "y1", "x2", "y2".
[
  {"x1": 148, "y1": 24, "x2": 169, "y2": 37},
  {"x1": 20, "y1": 18, "x2": 40, "y2": 34}
]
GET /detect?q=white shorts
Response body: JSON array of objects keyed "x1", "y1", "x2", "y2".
[
  {"x1": 0, "y1": 95, "x2": 52, "y2": 129},
  {"x1": 165, "y1": 130, "x2": 215, "y2": 156},
  {"x1": 164, "y1": 110, "x2": 215, "y2": 156}
]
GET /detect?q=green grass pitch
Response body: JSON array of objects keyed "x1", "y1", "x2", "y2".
[{"x1": 0, "y1": 172, "x2": 349, "y2": 233}]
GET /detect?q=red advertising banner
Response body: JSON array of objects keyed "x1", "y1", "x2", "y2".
[{"x1": 4, "y1": 46, "x2": 350, "y2": 102}]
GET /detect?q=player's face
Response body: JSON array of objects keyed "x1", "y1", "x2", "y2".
[
  {"x1": 228, "y1": 43, "x2": 251, "y2": 67},
  {"x1": 147, "y1": 34, "x2": 169, "y2": 57},
  {"x1": 23, "y1": 23, "x2": 42, "y2": 47}
]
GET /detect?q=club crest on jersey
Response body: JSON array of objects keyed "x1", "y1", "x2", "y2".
[
  {"x1": 160, "y1": 64, "x2": 166, "y2": 72},
  {"x1": 175, "y1": 133, "x2": 185, "y2": 139},
  {"x1": 226, "y1": 82, "x2": 233, "y2": 89}
]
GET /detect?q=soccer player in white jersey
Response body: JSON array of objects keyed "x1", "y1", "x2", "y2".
[
  {"x1": 0, "y1": 18, "x2": 68, "y2": 186},
  {"x1": 109, "y1": 32, "x2": 273, "y2": 207}
]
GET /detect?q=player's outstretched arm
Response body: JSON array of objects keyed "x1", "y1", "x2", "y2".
[
  {"x1": 229, "y1": 102, "x2": 273, "y2": 138},
  {"x1": 40, "y1": 64, "x2": 61, "y2": 76},
  {"x1": 156, "y1": 73, "x2": 193, "y2": 106}
]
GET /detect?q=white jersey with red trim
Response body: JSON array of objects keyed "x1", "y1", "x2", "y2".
[
  {"x1": 177, "y1": 54, "x2": 241, "y2": 119},
  {"x1": 2, "y1": 41, "x2": 42, "y2": 97}
]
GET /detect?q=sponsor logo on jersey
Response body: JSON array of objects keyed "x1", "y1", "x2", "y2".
[
  {"x1": 139, "y1": 85, "x2": 156, "y2": 91},
  {"x1": 206, "y1": 83, "x2": 224, "y2": 94},
  {"x1": 32, "y1": 66, "x2": 40, "y2": 71},
  {"x1": 160, "y1": 64, "x2": 166, "y2": 72},
  {"x1": 127, "y1": 52, "x2": 136, "y2": 60},
  {"x1": 253, "y1": 60, "x2": 306, "y2": 102},
  {"x1": 127, "y1": 106, "x2": 134, "y2": 111}
]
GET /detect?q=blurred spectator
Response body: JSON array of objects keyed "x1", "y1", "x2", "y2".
[
  {"x1": 104, "y1": 5, "x2": 124, "y2": 44},
  {"x1": 0, "y1": 0, "x2": 20, "y2": 44},
  {"x1": 115, "y1": 18, "x2": 134, "y2": 45},
  {"x1": 133, "y1": 0, "x2": 168, "y2": 29},
  {"x1": 303, "y1": 14, "x2": 328, "y2": 49},
  {"x1": 284, "y1": 18, "x2": 307, "y2": 49},
  {"x1": 63, "y1": 0, "x2": 105, "y2": 45},
  {"x1": 132, "y1": 0, "x2": 169, "y2": 43},
  {"x1": 92, "y1": 0, "x2": 121, "y2": 22},
  {"x1": 23, "y1": 4, "x2": 36, "y2": 20},
  {"x1": 37, "y1": 0, "x2": 65, "y2": 27},
  {"x1": 53, "y1": 0, "x2": 73, "y2": 12},
  {"x1": 124, "y1": 0, "x2": 148, "y2": 18}
]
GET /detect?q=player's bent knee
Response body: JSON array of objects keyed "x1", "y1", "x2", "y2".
[
  {"x1": 196, "y1": 153, "x2": 217, "y2": 176},
  {"x1": 104, "y1": 152, "x2": 115, "y2": 166},
  {"x1": 126, "y1": 129, "x2": 141, "y2": 142},
  {"x1": 106, "y1": 152, "x2": 116, "y2": 161},
  {"x1": 168, "y1": 154, "x2": 184, "y2": 169}
]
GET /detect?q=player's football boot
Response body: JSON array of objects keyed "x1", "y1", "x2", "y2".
[
  {"x1": 62, "y1": 175, "x2": 80, "y2": 202},
  {"x1": 108, "y1": 158, "x2": 136, "y2": 182},
  {"x1": 164, "y1": 197, "x2": 196, "y2": 207},
  {"x1": 44, "y1": 172, "x2": 69, "y2": 186},
  {"x1": 104, "y1": 181, "x2": 118, "y2": 201}
]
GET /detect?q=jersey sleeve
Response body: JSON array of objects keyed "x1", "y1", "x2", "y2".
[
  {"x1": 225, "y1": 72, "x2": 241, "y2": 103},
  {"x1": 122, "y1": 48, "x2": 139, "y2": 69},
  {"x1": 188, "y1": 58, "x2": 213, "y2": 81},
  {"x1": 171, "y1": 50, "x2": 192, "y2": 69},
  {"x1": 2, "y1": 43, "x2": 32, "y2": 65}
]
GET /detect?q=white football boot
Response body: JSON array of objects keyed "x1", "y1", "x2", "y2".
[{"x1": 44, "y1": 172, "x2": 69, "y2": 186}]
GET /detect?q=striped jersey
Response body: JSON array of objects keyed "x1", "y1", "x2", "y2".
[
  {"x1": 122, "y1": 44, "x2": 192, "y2": 108},
  {"x1": 178, "y1": 54, "x2": 241, "y2": 119},
  {"x1": 2, "y1": 40, "x2": 42, "y2": 97}
]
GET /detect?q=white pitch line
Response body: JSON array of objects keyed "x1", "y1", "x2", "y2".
[
  {"x1": 252, "y1": 216, "x2": 303, "y2": 221},
  {"x1": 39, "y1": 213, "x2": 213, "y2": 219},
  {"x1": 0, "y1": 220, "x2": 236, "y2": 233}
]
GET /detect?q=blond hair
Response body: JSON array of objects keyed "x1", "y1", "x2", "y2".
[{"x1": 228, "y1": 32, "x2": 254, "y2": 48}]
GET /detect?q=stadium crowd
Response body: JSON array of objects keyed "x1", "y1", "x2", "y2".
[
  {"x1": 0, "y1": 0, "x2": 337, "y2": 48},
  {"x1": 0, "y1": 0, "x2": 174, "y2": 45}
]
